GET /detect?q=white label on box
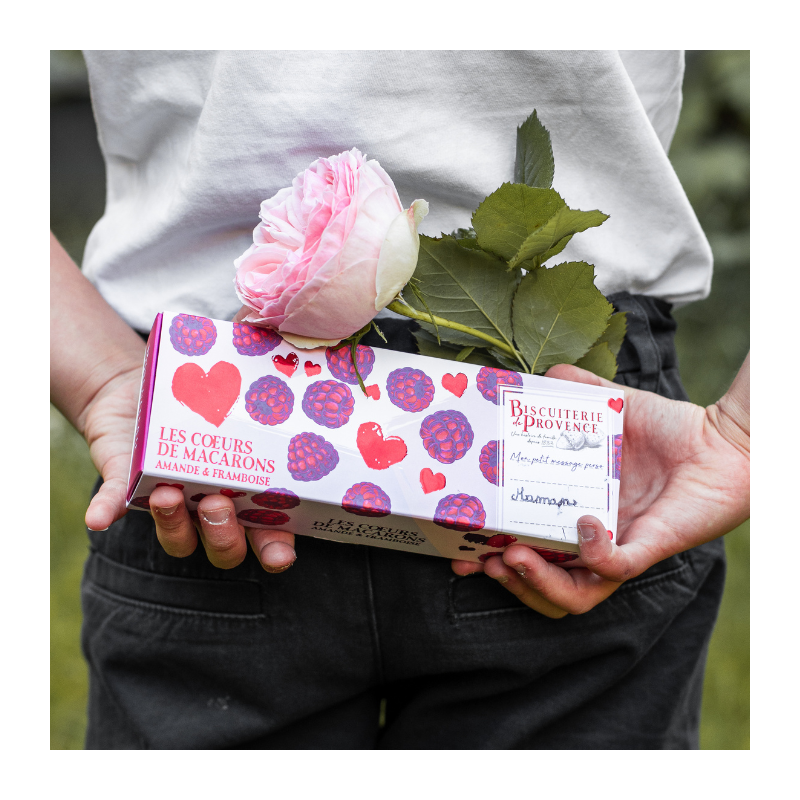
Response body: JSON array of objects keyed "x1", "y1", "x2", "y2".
[{"x1": 498, "y1": 385, "x2": 613, "y2": 545}]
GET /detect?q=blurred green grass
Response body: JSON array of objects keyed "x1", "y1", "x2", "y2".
[
  {"x1": 50, "y1": 407, "x2": 95, "y2": 749},
  {"x1": 50, "y1": 50, "x2": 749, "y2": 749}
]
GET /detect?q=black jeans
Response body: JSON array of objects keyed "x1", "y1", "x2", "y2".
[{"x1": 80, "y1": 292, "x2": 725, "y2": 749}]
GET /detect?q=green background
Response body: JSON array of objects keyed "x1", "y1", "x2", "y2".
[{"x1": 50, "y1": 50, "x2": 749, "y2": 749}]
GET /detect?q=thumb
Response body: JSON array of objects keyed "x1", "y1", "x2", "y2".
[{"x1": 576, "y1": 515, "x2": 641, "y2": 583}]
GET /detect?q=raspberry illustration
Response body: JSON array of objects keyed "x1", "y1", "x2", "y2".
[
  {"x1": 478, "y1": 552, "x2": 503, "y2": 563},
  {"x1": 420, "y1": 410, "x2": 474, "y2": 464},
  {"x1": 245, "y1": 375, "x2": 294, "y2": 425},
  {"x1": 613, "y1": 434, "x2": 623, "y2": 480},
  {"x1": 476, "y1": 366, "x2": 523, "y2": 404},
  {"x1": 341, "y1": 482, "x2": 392, "y2": 517},
  {"x1": 232, "y1": 322, "x2": 281, "y2": 356},
  {"x1": 386, "y1": 367, "x2": 435, "y2": 412},
  {"x1": 169, "y1": 314, "x2": 217, "y2": 356},
  {"x1": 302, "y1": 380, "x2": 355, "y2": 429},
  {"x1": 433, "y1": 493, "x2": 485, "y2": 532},
  {"x1": 325, "y1": 344, "x2": 375, "y2": 385},
  {"x1": 479, "y1": 440, "x2": 499, "y2": 485},
  {"x1": 237, "y1": 509, "x2": 291, "y2": 527},
  {"x1": 531, "y1": 546, "x2": 579, "y2": 564},
  {"x1": 486, "y1": 533, "x2": 517, "y2": 548},
  {"x1": 287, "y1": 432, "x2": 339, "y2": 481},
  {"x1": 252, "y1": 488, "x2": 300, "y2": 510}
]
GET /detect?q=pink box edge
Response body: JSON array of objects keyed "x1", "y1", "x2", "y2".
[{"x1": 126, "y1": 313, "x2": 163, "y2": 503}]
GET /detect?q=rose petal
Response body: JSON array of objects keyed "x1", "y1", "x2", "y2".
[
  {"x1": 374, "y1": 199, "x2": 429, "y2": 310},
  {"x1": 279, "y1": 332, "x2": 343, "y2": 350},
  {"x1": 281, "y1": 258, "x2": 380, "y2": 340}
]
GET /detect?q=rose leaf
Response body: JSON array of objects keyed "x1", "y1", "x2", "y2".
[
  {"x1": 514, "y1": 109, "x2": 555, "y2": 190},
  {"x1": 511, "y1": 261, "x2": 612, "y2": 374},
  {"x1": 412, "y1": 329, "x2": 498, "y2": 367},
  {"x1": 508, "y1": 207, "x2": 610, "y2": 270},
  {"x1": 472, "y1": 184, "x2": 566, "y2": 262},
  {"x1": 574, "y1": 341, "x2": 618, "y2": 380},
  {"x1": 407, "y1": 235, "x2": 519, "y2": 352},
  {"x1": 593, "y1": 311, "x2": 628, "y2": 357}
]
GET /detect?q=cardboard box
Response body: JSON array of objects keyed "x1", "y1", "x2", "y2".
[{"x1": 127, "y1": 312, "x2": 624, "y2": 564}]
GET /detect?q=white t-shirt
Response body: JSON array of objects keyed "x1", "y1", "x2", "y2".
[{"x1": 82, "y1": 50, "x2": 712, "y2": 333}]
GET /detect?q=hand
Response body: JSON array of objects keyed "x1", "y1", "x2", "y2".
[
  {"x1": 80, "y1": 367, "x2": 297, "y2": 574},
  {"x1": 50, "y1": 232, "x2": 296, "y2": 574},
  {"x1": 451, "y1": 356, "x2": 750, "y2": 618}
]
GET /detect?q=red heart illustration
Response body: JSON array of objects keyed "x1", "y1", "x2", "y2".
[
  {"x1": 156, "y1": 482, "x2": 184, "y2": 490},
  {"x1": 357, "y1": 422, "x2": 407, "y2": 470},
  {"x1": 190, "y1": 493, "x2": 207, "y2": 502},
  {"x1": 304, "y1": 360, "x2": 321, "y2": 377},
  {"x1": 220, "y1": 489, "x2": 247, "y2": 499},
  {"x1": 273, "y1": 352, "x2": 299, "y2": 377},
  {"x1": 607, "y1": 530, "x2": 614, "y2": 540},
  {"x1": 172, "y1": 361, "x2": 241, "y2": 428},
  {"x1": 442, "y1": 372, "x2": 468, "y2": 398},
  {"x1": 608, "y1": 397, "x2": 624, "y2": 414},
  {"x1": 419, "y1": 467, "x2": 446, "y2": 494},
  {"x1": 365, "y1": 384, "x2": 381, "y2": 400}
]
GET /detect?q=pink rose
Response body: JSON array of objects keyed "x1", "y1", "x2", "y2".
[{"x1": 234, "y1": 148, "x2": 428, "y2": 348}]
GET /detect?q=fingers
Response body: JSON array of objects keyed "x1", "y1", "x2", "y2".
[
  {"x1": 195, "y1": 495, "x2": 248, "y2": 569},
  {"x1": 545, "y1": 363, "x2": 636, "y2": 398},
  {"x1": 151, "y1": 489, "x2": 294, "y2": 572},
  {"x1": 149, "y1": 486, "x2": 199, "y2": 558},
  {"x1": 246, "y1": 528, "x2": 296, "y2": 573},
  {"x1": 497, "y1": 545, "x2": 620, "y2": 616},
  {"x1": 482, "y1": 555, "x2": 569, "y2": 618},
  {"x1": 451, "y1": 559, "x2": 484, "y2": 576}
]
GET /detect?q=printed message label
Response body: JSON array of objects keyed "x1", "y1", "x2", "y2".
[{"x1": 499, "y1": 386, "x2": 614, "y2": 545}]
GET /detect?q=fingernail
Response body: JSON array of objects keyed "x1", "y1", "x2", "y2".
[
  {"x1": 578, "y1": 523, "x2": 596, "y2": 543},
  {"x1": 514, "y1": 564, "x2": 526, "y2": 577},
  {"x1": 155, "y1": 504, "x2": 179, "y2": 516},
  {"x1": 494, "y1": 574, "x2": 509, "y2": 584},
  {"x1": 265, "y1": 553, "x2": 296, "y2": 574},
  {"x1": 200, "y1": 507, "x2": 230, "y2": 525},
  {"x1": 87, "y1": 526, "x2": 109, "y2": 532}
]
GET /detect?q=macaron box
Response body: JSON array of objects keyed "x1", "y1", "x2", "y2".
[{"x1": 126, "y1": 312, "x2": 625, "y2": 564}]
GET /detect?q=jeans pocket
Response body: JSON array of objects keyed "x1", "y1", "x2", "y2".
[
  {"x1": 449, "y1": 573, "x2": 529, "y2": 619},
  {"x1": 82, "y1": 550, "x2": 265, "y2": 619}
]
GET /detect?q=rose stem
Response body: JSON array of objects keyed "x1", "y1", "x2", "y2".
[{"x1": 385, "y1": 300, "x2": 529, "y2": 372}]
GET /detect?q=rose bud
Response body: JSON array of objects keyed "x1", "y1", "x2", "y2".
[{"x1": 234, "y1": 148, "x2": 428, "y2": 348}]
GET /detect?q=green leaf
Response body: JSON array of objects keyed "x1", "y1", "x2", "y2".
[
  {"x1": 511, "y1": 261, "x2": 612, "y2": 374},
  {"x1": 489, "y1": 348, "x2": 522, "y2": 371},
  {"x1": 371, "y1": 320, "x2": 388, "y2": 344},
  {"x1": 594, "y1": 311, "x2": 627, "y2": 356},
  {"x1": 412, "y1": 330, "x2": 497, "y2": 367},
  {"x1": 514, "y1": 109, "x2": 555, "y2": 189},
  {"x1": 406, "y1": 235, "x2": 520, "y2": 355},
  {"x1": 574, "y1": 341, "x2": 618, "y2": 380},
  {"x1": 472, "y1": 183, "x2": 566, "y2": 262},
  {"x1": 455, "y1": 346, "x2": 475, "y2": 362},
  {"x1": 508, "y1": 207, "x2": 610, "y2": 269}
]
